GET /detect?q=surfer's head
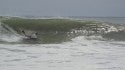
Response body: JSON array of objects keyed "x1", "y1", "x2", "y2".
[
  {"x1": 35, "y1": 32, "x2": 38, "y2": 35},
  {"x1": 22, "y1": 30, "x2": 25, "y2": 34},
  {"x1": 22, "y1": 30, "x2": 24, "y2": 33}
]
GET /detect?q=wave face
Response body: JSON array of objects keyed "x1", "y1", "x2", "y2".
[
  {"x1": 0, "y1": 16, "x2": 125, "y2": 43},
  {"x1": 1, "y1": 16, "x2": 125, "y2": 70}
]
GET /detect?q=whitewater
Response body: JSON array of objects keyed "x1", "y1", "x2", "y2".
[
  {"x1": 0, "y1": 17, "x2": 125, "y2": 70},
  {"x1": 0, "y1": 36, "x2": 125, "y2": 70}
]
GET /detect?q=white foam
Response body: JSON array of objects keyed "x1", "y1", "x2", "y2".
[
  {"x1": 0, "y1": 35, "x2": 22, "y2": 42},
  {"x1": 0, "y1": 36, "x2": 125, "y2": 70},
  {"x1": 0, "y1": 22, "x2": 22, "y2": 42}
]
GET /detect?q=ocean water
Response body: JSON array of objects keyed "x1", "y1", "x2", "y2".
[
  {"x1": 0, "y1": 16, "x2": 125, "y2": 70},
  {"x1": 68, "y1": 16, "x2": 125, "y2": 24}
]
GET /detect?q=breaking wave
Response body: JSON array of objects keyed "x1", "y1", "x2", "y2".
[
  {"x1": 1, "y1": 16, "x2": 125, "y2": 70},
  {"x1": 0, "y1": 22, "x2": 22, "y2": 43},
  {"x1": 0, "y1": 16, "x2": 125, "y2": 43}
]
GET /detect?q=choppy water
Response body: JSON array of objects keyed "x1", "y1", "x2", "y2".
[
  {"x1": 0, "y1": 36, "x2": 125, "y2": 70},
  {"x1": 0, "y1": 16, "x2": 125, "y2": 70}
]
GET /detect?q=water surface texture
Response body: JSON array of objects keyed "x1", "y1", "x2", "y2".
[{"x1": 0, "y1": 16, "x2": 125, "y2": 70}]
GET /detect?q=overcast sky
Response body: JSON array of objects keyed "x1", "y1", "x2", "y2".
[{"x1": 0, "y1": 0, "x2": 125, "y2": 17}]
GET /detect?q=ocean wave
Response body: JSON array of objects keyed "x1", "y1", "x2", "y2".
[
  {"x1": 0, "y1": 17, "x2": 125, "y2": 43},
  {"x1": 0, "y1": 22, "x2": 22, "y2": 43}
]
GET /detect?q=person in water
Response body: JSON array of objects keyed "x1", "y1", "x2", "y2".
[{"x1": 22, "y1": 30, "x2": 38, "y2": 39}]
